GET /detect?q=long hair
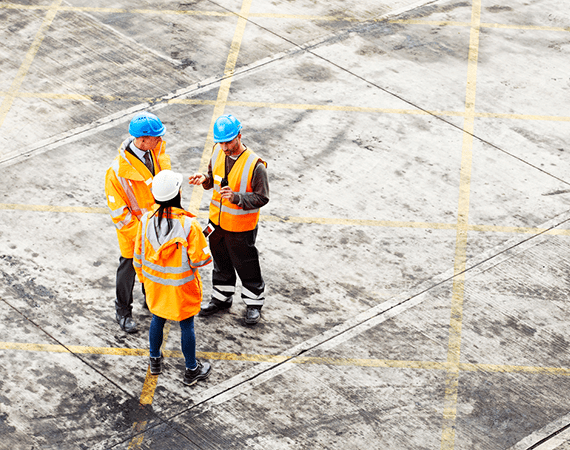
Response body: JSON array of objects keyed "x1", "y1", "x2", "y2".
[{"x1": 151, "y1": 192, "x2": 182, "y2": 242}]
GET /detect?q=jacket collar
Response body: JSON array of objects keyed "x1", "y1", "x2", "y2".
[{"x1": 117, "y1": 137, "x2": 149, "y2": 181}]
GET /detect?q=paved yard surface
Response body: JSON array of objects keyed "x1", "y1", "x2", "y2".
[{"x1": 1, "y1": 0, "x2": 570, "y2": 449}]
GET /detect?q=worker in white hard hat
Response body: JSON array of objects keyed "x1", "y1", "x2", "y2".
[
  {"x1": 134, "y1": 170, "x2": 212, "y2": 385},
  {"x1": 188, "y1": 114, "x2": 269, "y2": 325},
  {"x1": 105, "y1": 111, "x2": 171, "y2": 333}
]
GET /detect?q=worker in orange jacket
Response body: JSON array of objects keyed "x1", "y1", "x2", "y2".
[
  {"x1": 134, "y1": 170, "x2": 212, "y2": 385},
  {"x1": 105, "y1": 111, "x2": 171, "y2": 333}
]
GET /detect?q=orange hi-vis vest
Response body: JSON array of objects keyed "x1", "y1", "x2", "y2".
[
  {"x1": 209, "y1": 146, "x2": 266, "y2": 232},
  {"x1": 105, "y1": 137, "x2": 171, "y2": 258},
  {"x1": 134, "y1": 207, "x2": 212, "y2": 321}
]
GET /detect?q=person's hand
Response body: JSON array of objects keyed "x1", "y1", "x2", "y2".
[
  {"x1": 220, "y1": 186, "x2": 235, "y2": 202},
  {"x1": 188, "y1": 173, "x2": 206, "y2": 185}
]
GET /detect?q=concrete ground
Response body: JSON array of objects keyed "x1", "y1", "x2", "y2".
[{"x1": 1, "y1": 0, "x2": 570, "y2": 449}]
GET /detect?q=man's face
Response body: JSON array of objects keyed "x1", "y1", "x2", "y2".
[
  {"x1": 220, "y1": 135, "x2": 241, "y2": 156},
  {"x1": 137, "y1": 136, "x2": 162, "y2": 151}
]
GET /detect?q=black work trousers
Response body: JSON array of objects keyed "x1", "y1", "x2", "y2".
[
  {"x1": 115, "y1": 256, "x2": 145, "y2": 317},
  {"x1": 209, "y1": 225, "x2": 265, "y2": 308}
]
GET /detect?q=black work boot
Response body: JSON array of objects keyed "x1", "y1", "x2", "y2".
[
  {"x1": 149, "y1": 355, "x2": 162, "y2": 375},
  {"x1": 199, "y1": 299, "x2": 232, "y2": 316},
  {"x1": 244, "y1": 306, "x2": 261, "y2": 325},
  {"x1": 183, "y1": 361, "x2": 211, "y2": 386},
  {"x1": 116, "y1": 312, "x2": 138, "y2": 333}
]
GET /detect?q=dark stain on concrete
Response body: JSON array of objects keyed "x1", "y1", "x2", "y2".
[
  {"x1": 505, "y1": 317, "x2": 536, "y2": 337},
  {"x1": 486, "y1": 5, "x2": 513, "y2": 13},
  {"x1": 0, "y1": 412, "x2": 16, "y2": 435},
  {"x1": 1, "y1": 261, "x2": 56, "y2": 308},
  {"x1": 295, "y1": 62, "x2": 333, "y2": 82}
]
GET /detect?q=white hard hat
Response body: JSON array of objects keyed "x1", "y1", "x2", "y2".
[{"x1": 152, "y1": 170, "x2": 183, "y2": 202}]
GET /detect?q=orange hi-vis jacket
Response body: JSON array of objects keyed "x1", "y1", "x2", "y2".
[
  {"x1": 105, "y1": 137, "x2": 171, "y2": 258},
  {"x1": 209, "y1": 146, "x2": 267, "y2": 232},
  {"x1": 134, "y1": 207, "x2": 212, "y2": 321}
]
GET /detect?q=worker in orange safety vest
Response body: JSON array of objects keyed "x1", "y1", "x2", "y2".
[
  {"x1": 105, "y1": 111, "x2": 171, "y2": 333},
  {"x1": 188, "y1": 114, "x2": 269, "y2": 325},
  {"x1": 134, "y1": 170, "x2": 212, "y2": 385}
]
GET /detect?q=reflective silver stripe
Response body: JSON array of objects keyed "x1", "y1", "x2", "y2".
[
  {"x1": 242, "y1": 298, "x2": 264, "y2": 307},
  {"x1": 109, "y1": 205, "x2": 126, "y2": 219},
  {"x1": 141, "y1": 269, "x2": 196, "y2": 286},
  {"x1": 242, "y1": 286, "x2": 265, "y2": 307},
  {"x1": 190, "y1": 256, "x2": 212, "y2": 268},
  {"x1": 113, "y1": 145, "x2": 144, "y2": 218},
  {"x1": 238, "y1": 152, "x2": 257, "y2": 193},
  {"x1": 242, "y1": 287, "x2": 264, "y2": 300},
  {"x1": 114, "y1": 211, "x2": 133, "y2": 230},
  {"x1": 141, "y1": 258, "x2": 191, "y2": 275},
  {"x1": 212, "y1": 290, "x2": 232, "y2": 301},
  {"x1": 212, "y1": 284, "x2": 235, "y2": 301},
  {"x1": 213, "y1": 284, "x2": 235, "y2": 293},
  {"x1": 211, "y1": 145, "x2": 221, "y2": 172},
  {"x1": 210, "y1": 199, "x2": 259, "y2": 216},
  {"x1": 133, "y1": 260, "x2": 142, "y2": 268}
]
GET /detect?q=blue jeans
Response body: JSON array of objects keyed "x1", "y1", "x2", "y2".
[{"x1": 149, "y1": 314, "x2": 197, "y2": 370}]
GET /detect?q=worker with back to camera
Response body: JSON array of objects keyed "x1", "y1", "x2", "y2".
[
  {"x1": 105, "y1": 111, "x2": 171, "y2": 334},
  {"x1": 134, "y1": 170, "x2": 212, "y2": 386},
  {"x1": 188, "y1": 114, "x2": 269, "y2": 325}
]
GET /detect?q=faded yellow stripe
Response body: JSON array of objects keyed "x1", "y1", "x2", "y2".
[
  {"x1": 3, "y1": 202, "x2": 570, "y2": 236},
  {"x1": 4, "y1": 341, "x2": 570, "y2": 376},
  {"x1": 5, "y1": 92, "x2": 570, "y2": 123},
  {"x1": 188, "y1": 0, "x2": 252, "y2": 214},
  {"x1": 0, "y1": 0, "x2": 63, "y2": 132},
  {"x1": 129, "y1": 322, "x2": 171, "y2": 448},
  {"x1": 441, "y1": 1, "x2": 481, "y2": 448},
  {"x1": 0, "y1": 203, "x2": 108, "y2": 214}
]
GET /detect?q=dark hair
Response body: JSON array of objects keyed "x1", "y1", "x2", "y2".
[{"x1": 152, "y1": 192, "x2": 182, "y2": 241}]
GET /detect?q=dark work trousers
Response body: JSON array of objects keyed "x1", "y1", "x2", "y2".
[
  {"x1": 208, "y1": 225, "x2": 265, "y2": 308},
  {"x1": 115, "y1": 256, "x2": 145, "y2": 317}
]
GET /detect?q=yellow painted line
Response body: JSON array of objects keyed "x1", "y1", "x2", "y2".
[
  {"x1": 4, "y1": 202, "x2": 570, "y2": 237},
  {"x1": 6, "y1": 92, "x2": 570, "y2": 123},
  {"x1": 0, "y1": 203, "x2": 108, "y2": 214},
  {"x1": 3, "y1": 341, "x2": 570, "y2": 376},
  {"x1": 441, "y1": 1, "x2": 481, "y2": 448},
  {"x1": 0, "y1": 341, "x2": 149, "y2": 355},
  {"x1": 188, "y1": 0, "x2": 252, "y2": 214},
  {"x1": 0, "y1": 0, "x2": 63, "y2": 132},
  {"x1": 128, "y1": 321, "x2": 171, "y2": 449},
  {"x1": 475, "y1": 111, "x2": 570, "y2": 122},
  {"x1": 481, "y1": 22, "x2": 570, "y2": 33}
]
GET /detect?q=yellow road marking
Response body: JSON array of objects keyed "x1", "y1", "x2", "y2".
[
  {"x1": 3, "y1": 93, "x2": 570, "y2": 124},
  {"x1": 0, "y1": 0, "x2": 63, "y2": 132},
  {"x1": 128, "y1": 321, "x2": 171, "y2": 449},
  {"x1": 2, "y1": 341, "x2": 570, "y2": 375},
  {"x1": 188, "y1": 0, "x2": 252, "y2": 214},
  {"x1": 2, "y1": 202, "x2": 570, "y2": 236},
  {"x1": 441, "y1": 1, "x2": 481, "y2": 448}
]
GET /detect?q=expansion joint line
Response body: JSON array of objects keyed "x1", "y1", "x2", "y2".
[{"x1": 440, "y1": 1, "x2": 481, "y2": 449}]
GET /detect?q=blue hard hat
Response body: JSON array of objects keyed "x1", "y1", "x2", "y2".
[
  {"x1": 213, "y1": 114, "x2": 242, "y2": 143},
  {"x1": 129, "y1": 112, "x2": 166, "y2": 137}
]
